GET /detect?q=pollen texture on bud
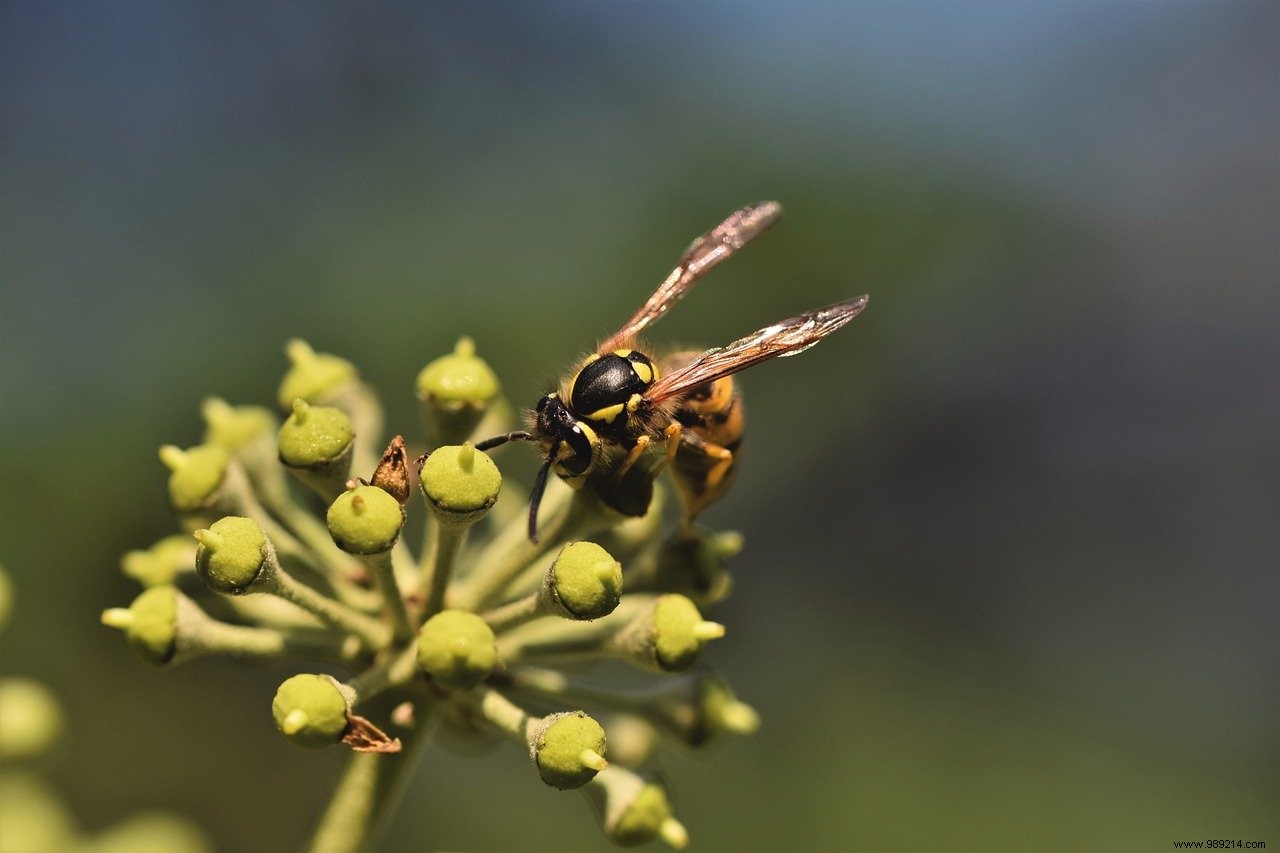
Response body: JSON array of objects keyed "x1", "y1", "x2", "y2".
[
  {"x1": 277, "y1": 339, "x2": 358, "y2": 409},
  {"x1": 272, "y1": 673, "x2": 349, "y2": 749},
  {"x1": 416, "y1": 337, "x2": 500, "y2": 445},
  {"x1": 277, "y1": 400, "x2": 354, "y2": 469},
  {"x1": 652, "y1": 595, "x2": 723, "y2": 672},
  {"x1": 530, "y1": 711, "x2": 608, "y2": 790},
  {"x1": 326, "y1": 485, "x2": 404, "y2": 555},
  {"x1": 547, "y1": 541, "x2": 623, "y2": 620},
  {"x1": 194, "y1": 516, "x2": 268, "y2": 595},
  {"x1": 161, "y1": 444, "x2": 229, "y2": 513},
  {"x1": 416, "y1": 610, "x2": 497, "y2": 690},
  {"x1": 419, "y1": 444, "x2": 501, "y2": 525}
]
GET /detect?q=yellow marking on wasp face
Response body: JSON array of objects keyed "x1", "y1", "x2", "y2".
[
  {"x1": 625, "y1": 393, "x2": 643, "y2": 412},
  {"x1": 576, "y1": 421, "x2": 599, "y2": 446},
  {"x1": 586, "y1": 402, "x2": 625, "y2": 424},
  {"x1": 633, "y1": 361, "x2": 654, "y2": 384}
]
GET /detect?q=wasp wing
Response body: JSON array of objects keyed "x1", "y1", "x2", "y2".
[
  {"x1": 597, "y1": 201, "x2": 783, "y2": 354},
  {"x1": 644, "y1": 296, "x2": 869, "y2": 405}
]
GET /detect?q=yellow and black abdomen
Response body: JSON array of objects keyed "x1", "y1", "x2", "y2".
[{"x1": 661, "y1": 351, "x2": 745, "y2": 522}]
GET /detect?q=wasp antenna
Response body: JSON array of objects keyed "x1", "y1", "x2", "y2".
[
  {"x1": 526, "y1": 455, "x2": 554, "y2": 543},
  {"x1": 475, "y1": 430, "x2": 532, "y2": 451}
]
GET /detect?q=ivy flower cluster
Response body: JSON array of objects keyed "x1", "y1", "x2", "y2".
[{"x1": 102, "y1": 337, "x2": 758, "y2": 851}]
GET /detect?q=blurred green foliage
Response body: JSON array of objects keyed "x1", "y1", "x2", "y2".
[{"x1": 1, "y1": 2, "x2": 1276, "y2": 850}]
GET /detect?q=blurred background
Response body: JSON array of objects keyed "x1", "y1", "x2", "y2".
[{"x1": 1, "y1": 2, "x2": 1276, "y2": 850}]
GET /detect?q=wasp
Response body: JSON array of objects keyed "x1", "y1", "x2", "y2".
[{"x1": 477, "y1": 202, "x2": 868, "y2": 541}]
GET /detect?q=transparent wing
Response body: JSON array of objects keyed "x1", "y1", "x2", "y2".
[
  {"x1": 597, "y1": 201, "x2": 783, "y2": 354},
  {"x1": 644, "y1": 296, "x2": 869, "y2": 405}
]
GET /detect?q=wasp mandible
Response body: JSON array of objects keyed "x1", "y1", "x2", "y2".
[{"x1": 478, "y1": 202, "x2": 868, "y2": 541}]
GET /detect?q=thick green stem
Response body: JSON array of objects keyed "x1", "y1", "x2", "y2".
[
  {"x1": 420, "y1": 519, "x2": 465, "y2": 619},
  {"x1": 335, "y1": 381, "x2": 384, "y2": 479},
  {"x1": 273, "y1": 570, "x2": 391, "y2": 651},
  {"x1": 481, "y1": 592, "x2": 545, "y2": 634},
  {"x1": 309, "y1": 710, "x2": 434, "y2": 853},
  {"x1": 224, "y1": 461, "x2": 381, "y2": 615},
  {"x1": 470, "y1": 686, "x2": 532, "y2": 742},
  {"x1": 197, "y1": 618, "x2": 351, "y2": 662},
  {"x1": 452, "y1": 486, "x2": 615, "y2": 611},
  {"x1": 362, "y1": 551, "x2": 414, "y2": 643},
  {"x1": 345, "y1": 644, "x2": 421, "y2": 706}
]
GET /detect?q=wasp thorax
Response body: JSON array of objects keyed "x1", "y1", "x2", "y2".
[{"x1": 569, "y1": 351, "x2": 656, "y2": 426}]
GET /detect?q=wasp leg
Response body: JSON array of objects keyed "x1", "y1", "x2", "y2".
[
  {"x1": 645, "y1": 422, "x2": 684, "y2": 478},
  {"x1": 475, "y1": 430, "x2": 532, "y2": 451},
  {"x1": 677, "y1": 429, "x2": 734, "y2": 487},
  {"x1": 610, "y1": 434, "x2": 652, "y2": 485},
  {"x1": 672, "y1": 428, "x2": 735, "y2": 536}
]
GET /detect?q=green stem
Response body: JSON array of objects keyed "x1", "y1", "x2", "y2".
[
  {"x1": 335, "y1": 381, "x2": 384, "y2": 479},
  {"x1": 389, "y1": 540, "x2": 422, "y2": 608},
  {"x1": 226, "y1": 461, "x2": 383, "y2": 615},
  {"x1": 497, "y1": 630, "x2": 609, "y2": 665},
  {"x1": 362, "y1": 551, "x2": 414, "y2": 643},
  {"x1": 469, "y1": 686, "x2": 532, "y2": 742},
  {"x1": 272, "y1": 569, "x2": 391, "y2": 651},
  {"x1": 452, "y1": 486, "x2": 615, "y2": 611},
  {"x1": 196, "y1": 619, "x2": 351, "y2": 662},
  {"x1": 309, "y1": 707, "x2": 434, "y2": 853},
  {"x1": 345, "y1": 643, "x2": 421, "y2": 706},
  {"x1": 421, "y1": 518, "x2": 465, "y2": 619},
  {"x1": 494, "y1": 596, "x2": 644, "y2": 663},
  {"x1": 481, "y1": 592, "x2": 545, "y2": 634}
]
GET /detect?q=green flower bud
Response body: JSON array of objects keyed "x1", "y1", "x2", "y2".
[
  {"x1": 194, "y1": 516, "x2": 270, "y2": 595},
  {"x1": 201, "y1": 397, "x2": 277, "y2": 453},
  {"x1": 602, "y1": 714, "x2": 659, "y2": 769},
  {"x1": 586, "y1": 766, "x2": 688, "y2": 848},
  {"x1": 416, "y1": 610, "x2": 497, "y2": 690},
  {"x1": 610, "y1": 594, "x2": 724, "y2": 673},
  {"x1": 652, "y1": 595, "x2": 723, "y2": 672},
  {"x1": 647, "y1": 672, "x2": 760, "y2": 748},
  {"x1": 611, "y1": 780, "x2": 685, "y2": 847},
  {"x1": 0, "y1": 773, "x2": 77, "y2": 853},
  {"x1": 272, "y1": 674, "x2": 350, "y2": 749},
  {"x1": 159, "y1": 444, "x2": 228, "y2": 514},
  {"x1": 105, "y1": 584, "x2": 355, "y2": 667},
  {"x1": 120, "y1": 535, "x2": 195, "y2": 588},
  {"x1": 545, "y1": 541, "x2": 622, "y2": 620},
  {"x1": 0, "y1": 678, "x2": 64, "y2": 759},
  {"x1": 529, "y1": 711, "x2": 608, "y2": 790},
  {"x1": 275, "y1": 400, "x2": 355, "y2": 503},
  {"x1": 689, "y1": 674, "x2": 759, "y2": 743},
  {"x1": 102, "y1": 586, "x2": 181, "y2": 665},
  {"x1": 326, "y1": 485, "x2": 404, "y2": 555},
  {"x1": 277, "y1": 400, "x2": 354, "y2": 469},
  {"x1": 277, "y1": 339, "x2": 358, "y2": 410},
  {"x1": 629, "y1": 528, "x2": 739, "y2": 607},
  {"x1": 419, "y1": 444, "x2": 501, "y2": 527},
  {"x1": 416, "y1": 337, "x2": 500, "y2": 445}
]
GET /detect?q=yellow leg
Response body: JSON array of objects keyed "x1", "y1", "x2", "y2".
[
  {"x1": 645, "y1": 422, "x2": 683, "y2": 478},
  {"x1": 671, "y1": 429, "x2": 736, "y2": 534},
  {"x1": 677, "y1": 429, "x2": 734, "y2": 487},
  {"x1": 611, "y1": 434, "x2": 651, "y2": 484}
]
